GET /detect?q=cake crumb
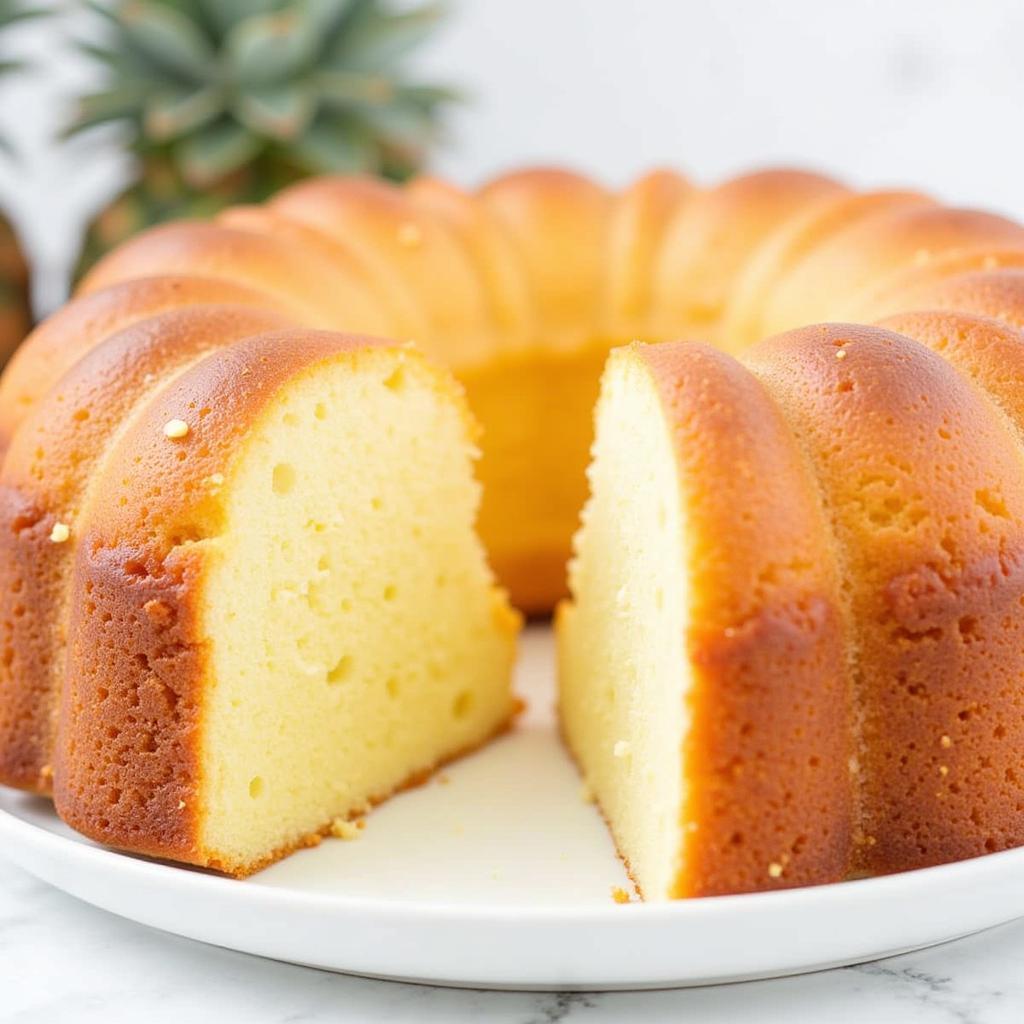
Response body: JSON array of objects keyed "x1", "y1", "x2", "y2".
[
  {"x1": 163, "y1": 419, "x2": 189, "y2": 439},
  {"x1": 397, "y1": 222, "x2": 422, "y2": 248},
  {"x1": 768, "y1": 861, "x2": 784, "y2": 879},
  {"x1": 613, "y1": 740, "x2": 631, "y2": 759},
  {"x1": 579, "y1": 779, "x2": 595, "y2": 804},
  {"x1": 611, "y1": 886, "x2": 632, "y2": 904},
  {"x1": 940, "y1": 734, "x2": 952, "y2": 748},
  {"x1": 329, "y1": 817, "x2": 363, "y2": 840},
  {"x1": 49, "y1": 522, "x2": 70, "y2": 543}
]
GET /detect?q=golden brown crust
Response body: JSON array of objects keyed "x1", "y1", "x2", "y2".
[
  {"x1": 871, "y1": 268, "x2": 1024, "y2": 330},
  {"x1": 879, "y1": 310, "x2": 1024, "y2": 426},
  {"x1": 603, "y1": 169, "x2": 692, "y2": 338},
  {"x1": 0, "y1": 276, "x2": 281, "y2": 455},
  {"x1": 0, "y1": 306, "x2": 295, "y2": 793},
  {"x1": 52, "y1": 331, "x2": 409, "y2": 867},
  {"x1": 651, "y1": 169, "x2": 846, "y2": 343},
  {"x1": 633, "y1": 341, "x2": 853, "y2": 896},
  {"x1": 270, "y1": 176, "x2": 494, "y2": 366},
  {"x1": 746, "y1": 324, "x2": 1024, "y2": 874},
  {"x1": 407, "y1": 175, "x2": 536, "y2": 351},
  {"x1": 761, "y1": 207, "x2": 1024, "y2": 336},
  {"x1": 77, "y1": 221, "x2": 395, "y2": 335},
  {"x1": 726, "y1": 190, "x2": 933, "y2": 347},
  {"x1": 480, "y1": 168, "x2": 613, "y2": 351}
]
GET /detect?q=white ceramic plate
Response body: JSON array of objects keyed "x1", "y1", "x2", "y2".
[{"x1": 2, "y1": 625, "x2": 1024, "y2": 990}]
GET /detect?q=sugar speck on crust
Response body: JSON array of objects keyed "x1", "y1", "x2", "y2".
[
  {"x1": 49, "y1": 522, "x2": 70, "y2": 543},
  {"x1": 163, "y1": 419, "x2": 190, "y2": 439},
  {"x1": 940, "y1": 734, "x2": 953, "y2": 748},
  {"x1": 768, "y1": 861, "x2": 784, "y2": 879}
]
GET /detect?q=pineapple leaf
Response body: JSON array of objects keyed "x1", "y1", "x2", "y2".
[
  {"x1": 109, "y1": 0, "x2": 216, "y2": 85},
  {"x1": 176, "y1": 118, "x2": 261, "y2": 185},
  {"x1": 315, "y1": 69, "x2": 396, "y2": 107},
  {"x1": 288, "y1": 114, "x2": 377, "y2": 174},
  {"x1": 198, "y1": 0, "x2": 282, "y2": 36},
  {"x1": 224, "y1": 5, "x2": 321, "y2": 86},
  {"x1": 65, "y1": 84, "x2": 157, "y2": 136},
  {"x1": 144, "y1": 83, "x2": 224, "y2": 141},
  {"x1": 233, "y1": 82, "x2": 316, "y2": 141},
  {"x1": 0, "y1": 1, "x2": 47, "y2": 27},
  {"x1": 328, "y1": 1, "x2": 446, "y2": 72}
]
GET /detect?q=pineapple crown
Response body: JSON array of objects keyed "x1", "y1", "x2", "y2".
[{"x1": 67, "y1": 0, "x2": 460, "y2": 185}]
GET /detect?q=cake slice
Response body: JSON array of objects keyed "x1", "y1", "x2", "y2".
[
  {"x1": 53, "y1": 331, "x2": 519, "y2": 875},
  {"x1": 557, "y1": 341, "x2": 852, "y2": 898}
]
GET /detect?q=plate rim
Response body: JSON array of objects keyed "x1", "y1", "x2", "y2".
[{"x1": 5, "y1": 786, "x2": 1024, "y2": 922}]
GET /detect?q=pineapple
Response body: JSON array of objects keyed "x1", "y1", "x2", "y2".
[
  {"x1": 70, "y1": 0, "x2": 459, "y2": 277},
  {"x1": 0, "y1": 0, "x2": 38, "y2": 365}
]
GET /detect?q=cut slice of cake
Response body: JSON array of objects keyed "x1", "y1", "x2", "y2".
[
  {"x1": 557, "y1": 341, "x2": 852, "y2": 898},
  {"x1": 52, "y1": 331, "x2": 519, "y2": 876}
]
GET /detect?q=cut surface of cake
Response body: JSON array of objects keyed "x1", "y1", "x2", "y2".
[{"x1": 44, "y1": 330, "x2": 517, "y2": 875}]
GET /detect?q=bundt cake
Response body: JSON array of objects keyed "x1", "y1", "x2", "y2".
[
  {"x1": 0, "y1": 325, "x2": 518, "y2": 874},
  {"x1": 3, "y1": 163, "x2": 1024, "y2": 891}
]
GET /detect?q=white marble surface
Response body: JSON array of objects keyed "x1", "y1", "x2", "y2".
[{"x1": 1, "y1": 855, "x2": 1023, "y2": 1023}]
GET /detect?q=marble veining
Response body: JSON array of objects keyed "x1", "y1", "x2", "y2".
[{"x1": 2, "y1": 859, "x2": 1023, "y2": 1023}]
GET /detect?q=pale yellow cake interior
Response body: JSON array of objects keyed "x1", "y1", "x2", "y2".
[
  {"x1": 558, "y1": 350, "x2": 691, "y2": 900},
  {"x1": 198, "y1": 349, "x2": 518, "y2": 872}
]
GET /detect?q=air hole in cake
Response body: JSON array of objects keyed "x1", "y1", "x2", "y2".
[
  {"x1": 317, "y1": 555, "x2": 330, "y2": 572},
  {"x1": 383, "y1": 584, "x2": 396, "y2": 602},
  {"x1": 452, "y1": 690, "x2": 473, "y2": 720},
  {"x1": 272, "y1": 463, "x2": 297, "y2": 495},
  {"x1": 314, "y1": 402, "x2": 327, "y2": 421},
  {"x1": 384, "y1": 366, "x2": 406, "y2": 391},
  {"x1": 326, "y1": 655, "x2": 353, "y2": 685},
  {"x1": 386, "y1": 677, "x2": 400, "y2": 699},
  {"x1": 371, "y1": 497, "x2": 383, "y2": 511},
  {"x1": 248, "y1": 776, "x2": 264, "y2": 799},
  {"x1": 283, "y1": 412, "x2": 298, "y2": 427}
]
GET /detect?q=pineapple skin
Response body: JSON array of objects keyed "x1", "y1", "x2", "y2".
[{"x1": 0, "y1": 209, "x2": 30, "y2": 367}]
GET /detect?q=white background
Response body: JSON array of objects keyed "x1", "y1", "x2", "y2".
[{"x1": 2, "y1": 0, "x2": 1024, "y2": 312}]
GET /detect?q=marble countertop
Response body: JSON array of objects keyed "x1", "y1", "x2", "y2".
[{"x1": 2, "y1": 857, "x2": 1023, "y2": 1023}]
